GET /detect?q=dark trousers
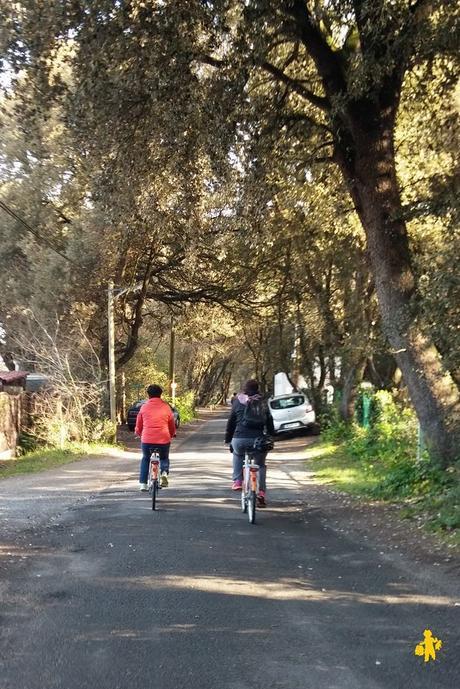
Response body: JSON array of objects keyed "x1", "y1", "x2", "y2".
[{"x1": 140, "y1": 443, "x2": 170, "y2": 483}]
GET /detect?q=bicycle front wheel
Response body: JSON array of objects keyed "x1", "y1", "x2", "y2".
[
  {"x1": 241, "y1": 486, "x2": 247, "y2": 513},
  {"x1": 248, "y1": 490, "x2": 256, "y2": 524},
  {"x1": 151, "y1": 480, "x2": 158, "y2": 510}
]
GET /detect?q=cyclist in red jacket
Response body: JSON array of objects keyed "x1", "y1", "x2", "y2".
[{"x1": 135, "y1": 384, "x2": 176, "y2": 491}]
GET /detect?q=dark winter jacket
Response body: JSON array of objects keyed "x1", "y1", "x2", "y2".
[{"x1": 225, "y1": 393, "x2": 274, "y2": 444}]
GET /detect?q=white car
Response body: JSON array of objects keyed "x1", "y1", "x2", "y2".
[{"x1": 268, "y1": 393, "x2": 316, "y2": 434}]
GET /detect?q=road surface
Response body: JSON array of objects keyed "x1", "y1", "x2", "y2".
[{"x1": 0, "y1": 412, "x2": 458, "y2": 689}]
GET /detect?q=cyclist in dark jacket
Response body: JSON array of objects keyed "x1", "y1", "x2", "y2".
[{"x1": 225, "y1": 379, "x2": 274, "y2": 507}]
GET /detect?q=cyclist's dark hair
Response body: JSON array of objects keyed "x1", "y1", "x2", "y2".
[
  {"x1": 243, "y1": 379, "x2": 259, "y2": 396},
  {"x1": 147, "y1": 384, "x2": 163, "y2": 398}
]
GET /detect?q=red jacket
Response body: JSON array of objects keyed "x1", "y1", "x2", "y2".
[{"x1": 135, "y1": 398, "x2": 176, "y2": 444}]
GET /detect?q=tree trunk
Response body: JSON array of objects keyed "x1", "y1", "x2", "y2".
[
  {"x1": 338, "y1": 114, "x2": 460, "y2": 465},
  {"x1": 339, "y1": 357, "x2": 366, "y2": 423}
]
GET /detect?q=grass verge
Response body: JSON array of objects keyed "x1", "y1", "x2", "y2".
[
  {"x1": 0, "y1": 443, "x2": 113, "y2": 480},
  {"x1": 306, "y1": 440, "x2": 460, "y2": 549}
]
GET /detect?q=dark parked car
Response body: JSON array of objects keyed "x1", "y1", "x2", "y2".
[{"x1": 127, "y1": 400, "x2": 180, "y2": 432}]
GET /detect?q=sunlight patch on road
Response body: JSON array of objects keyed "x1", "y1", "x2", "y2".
[
  {"x1": 0, "y1": 544, "x2": 30, "y2": 558},
  {"x1": 97, "y1": 574, "x2": 456, "y2": 606}
]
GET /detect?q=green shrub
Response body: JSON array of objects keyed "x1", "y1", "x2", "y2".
[
  {"x1": 370, "y1": 459, "x2": 449, "y2": 500},
  {"x1": 18, "y1": 430, "x2": 41, "y2": 454},
  {"x1": 123, "y1": 350, "x2": 169, "y2": 405},
  {"x1": 343, "y1": 390, "x2": 418, "y2": 466},
  {"x1": 319, "y1": 405, "x2": 352, "y2": 442},
  {"x1": 166, "y1": 391, "x2": 196, "y2": 424},
  {"x1": 425, "y1": 478, "x2": 460, "y2": 531},
  {"x1": 311, "y1": 388, "x2": 459, "y2": 542},
  {"x1": 82, "y1": 417, "x2": 117, "y2": 444}
]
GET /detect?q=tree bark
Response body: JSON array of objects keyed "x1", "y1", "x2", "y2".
[
  {"x1": 337, "y1": 114, "x2": 460, "y2": 465},
  {"x1": 340, "y1": 357, "x2": 367, "y2": 423}
]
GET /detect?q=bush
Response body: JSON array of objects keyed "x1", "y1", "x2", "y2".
[
  {"x1": 370, "y1": 458, "x2": 449, "y2": 500},
  {"x1": 312, "y1": 391, "x2": 459, "y2": 538},
  {"x1": 22, "y1": 390, "x2": 117, "y2": 452},
  {"x1": 319, "y1": 405, "x2": 352, "y2": 442},
  {"x1": 166, "y1": 391, "x2": 196, "y2": 424},
  {"x1": 18, "y1": 430, "x2": 41, "y2": 454},
  {"x1": 123, "y1": 350, "x2": 169, "y2": 405},
  {"x1": 82, "y1": 417, "x2": 117, "y2": 444},
  {"x1": 345, "y1": 390, "x2": 418, "y2": 465}
]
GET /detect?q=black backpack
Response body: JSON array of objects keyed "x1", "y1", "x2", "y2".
[{"x1": 242, "y1": 397, "x2": 267, "y2": 429}]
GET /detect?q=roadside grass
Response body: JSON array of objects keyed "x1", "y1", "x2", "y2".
[
  {"x1": 0, "y1": 443, "x2": 113, "y2": 480},
  {"x1": 306, "y1": 440, "x2": 460, "y2": 548}
]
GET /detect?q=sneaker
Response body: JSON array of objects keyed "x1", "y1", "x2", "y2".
[
  {"x1": 160, "y1": 472, "x2": 169, "y2": 488},
  {"x1": 139, "y1": 483, "x2": 148, "y2": 492},
  {"x1": 232, "y1": 480, "x2": 243, "y2": 491},
  {"x1": 257, "y1": 491, "x2": 267, "y2": 508}
]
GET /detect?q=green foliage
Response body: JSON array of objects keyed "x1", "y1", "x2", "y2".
[
  {"x1": 82, "y1": 418, "x2": 117, "y2": 444},
  {"x1": 313, "y1": 391, "x2": 459, "y2": 539},
  {"x1": 123, "y1": 348, "x2": 169, "y2": 406},
  {"x1": 346, "y1": 390, "x2": 418, "y2": 464},
  {"x1": 420, "y1": 477, "x2": 460, "y2": 532},
  {"x1": 24, "y1": 411, "x2": 116, "y2": 449},
  {"x1": 165, "y1": 392, "x2": 196, "y2": 425},
  {"x1": 370, "y1": 458, "x2": 448, "y2": 500},
  {"x1": 17, "y1": 430, "x2": 40, "y2": 454},
  {"x1": 319, "y1": 405, "x2": 352, "y2": 441}
]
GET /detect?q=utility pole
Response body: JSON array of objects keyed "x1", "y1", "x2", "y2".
[
  {"x1": 169, "y1": 316, "x2": 176, "y2": 402},
  {"x1": 107, "y1": 280, "x2": 116, "y2": 424}
]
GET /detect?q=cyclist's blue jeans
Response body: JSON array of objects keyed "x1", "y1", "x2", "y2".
[
  {"x1": 231, "y1": 437, "x2": 267, "y2": 492},
  {"x1": 140, "y1": 443, "x2": 170, "y2": 483}
]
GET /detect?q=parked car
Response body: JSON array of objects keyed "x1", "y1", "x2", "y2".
[
  {"x1": 127, "y1": 400, "x2": 180, "y2": 432},
  {"x1": 268, "y1": 392, "x2": 316, "y2": 434}
]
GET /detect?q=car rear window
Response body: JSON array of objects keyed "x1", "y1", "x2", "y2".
[
  {"x1": 270, "y1": 395, "x2": 305, "y2": 410},
  {"x1": 130, "y1": 401, "x2": 146, "y2": 410}
]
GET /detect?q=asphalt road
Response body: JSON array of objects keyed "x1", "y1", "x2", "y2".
[{"x1": 0, "y1": 412, "x2": 458, "y2": 689}]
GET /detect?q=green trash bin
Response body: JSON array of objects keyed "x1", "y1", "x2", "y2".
[{"x1": 362, "y1": 393, "x2": 371, "y2": 429}]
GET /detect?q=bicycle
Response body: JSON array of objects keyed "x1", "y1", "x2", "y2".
[
  {"x1": 240, "y1": 435, "x2": 274, "y2": 524},
  {"x1": 241, "y1": 451, "x2": 259, "y2": 524},
  {"x1": 147, "y1": 451, "x2": 160, "y2": 510}
]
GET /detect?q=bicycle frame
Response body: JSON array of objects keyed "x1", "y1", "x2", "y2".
[
  {"x1": 148, "y1": 453, "x2": 160, "y2": 510},
  {"x1": 149, "y1": 457, "x2": 160, "y2": 484},
  {"x1": 241, "y1": 453, "x2": 259, "y2": 524}
]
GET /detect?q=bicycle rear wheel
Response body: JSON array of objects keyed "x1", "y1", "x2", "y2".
[
  {"x1": 248, "y1": 490, "x2": 256, "y2": 524},
  {"x1": 151, "y1": 479, "x2": 158, "y2": 510}
]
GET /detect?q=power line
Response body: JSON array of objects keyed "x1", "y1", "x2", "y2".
[{"x1": 0, "y1": 198, "x2": 79, "y2": 265}]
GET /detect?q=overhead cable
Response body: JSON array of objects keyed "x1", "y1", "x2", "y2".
[{"x1": 0, "y1": 198, "x2": 78, "y2": 265}]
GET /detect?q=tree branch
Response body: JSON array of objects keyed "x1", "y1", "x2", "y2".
[
  {"x1": 194, "y1": 54, "x2": 226, "y2": 68},
  {"x1": 409, "y1": 0, "x2": 433, "y2": 16},
  {"x1": 284, "y1": 0, "x2": 347, "y2": 99},
  {"x1": 281, "y1": 111, "x2": 332, "y2": 133},
  {"x1": 261, "y1": 61, "x2": 330, "y2": 111}
]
